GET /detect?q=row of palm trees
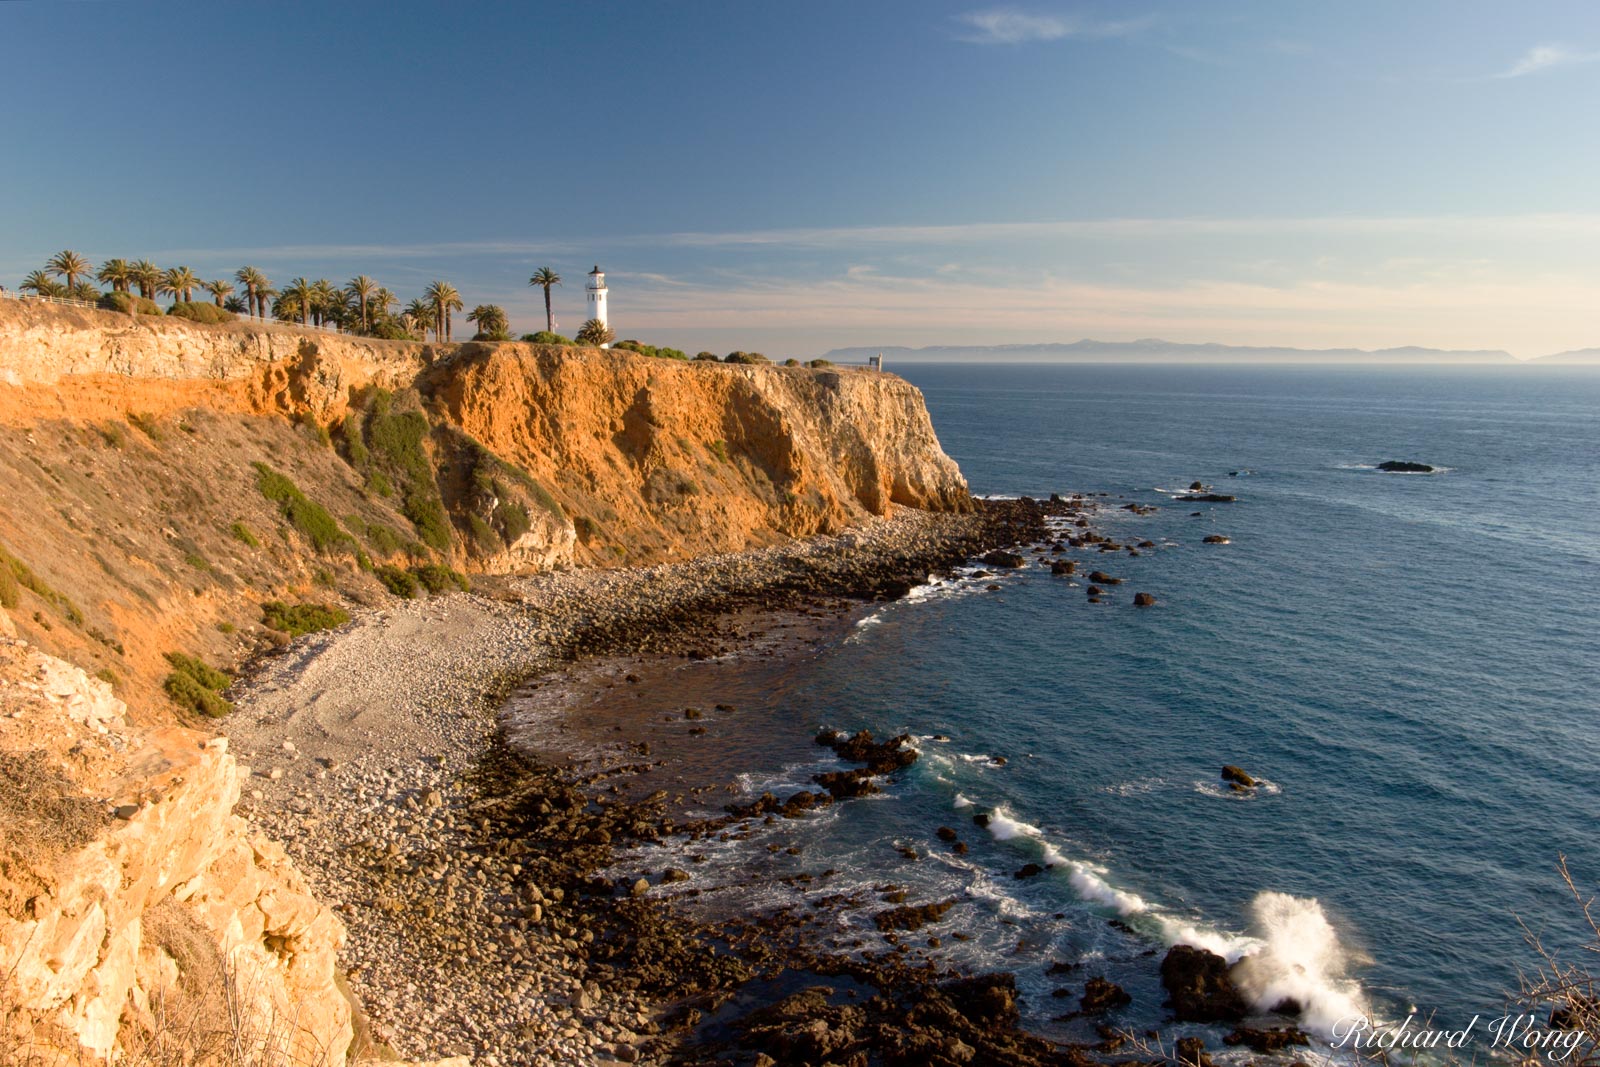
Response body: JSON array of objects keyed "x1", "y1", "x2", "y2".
[{"x1": 17, "y1": 252, "x2": 583, "y2": 344}]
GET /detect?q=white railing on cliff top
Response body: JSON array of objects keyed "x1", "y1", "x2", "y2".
[{"x1": 0, "y1": 288, "x2": 343, "y2": 333}]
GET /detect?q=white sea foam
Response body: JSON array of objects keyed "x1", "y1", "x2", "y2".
[
  {"x1": 1194, "y1": 777, "x2": 1283, "y2": 800},
  {"x1": 952, "y1": 793, "x2": 974, "y2": 809},
  {"x1": 982, "y1": 807, "x2": 1043, "y2": 841},
  {"x1": 1232, "y1": 892, "x2": 1369, "y2": 1038}
]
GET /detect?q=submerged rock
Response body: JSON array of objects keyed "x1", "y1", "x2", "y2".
[
  {"x1": 1177, "y1": 493, "x2": 1237, "y2": 503},
  {"x1": 1202, "y1": 534, "x2": 1230, "y2": 544},
  {"x1": 1224, "y1": 1026, "x2": 1312, "y2": 1053},
  {"x1": 1377, "y1": 460, "x2": 1435, "y2": 473},
  {"x1": 1133, "y1": 592, "x2": 1156, "y2": 607},
  {"x1": 1079, "y1": 976, "x2": 1132, "y2": 1014}
]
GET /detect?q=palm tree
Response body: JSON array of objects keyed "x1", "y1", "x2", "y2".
[
  {"x1": 222, "y1": 295, "x2": 248, "y2": 314},
  {"x1": 374, "y1": 286, "x2": 398, "y2": 317},
  {"x1": 528, "y1": 267, "x2": 561, "y2": 333},
  {"x1": 257, "y1": 282, "x2": 278, "y2": 319},
  {"x1": 281, "y1": 278, "x2": 315, "y2": 325},
  {"x1": 235, "y1": 266, "x2": 268, "y2": 318},
  {"x1": 97, "y1": 258, "x2": 133, "y2": 294},
  {"x1": 423, "y1": 280, "x2": 463, "y2": 342},
  {"x1": 203, "y1": 279, "x2": 234, "y2": 307},
  {"x1": 46, "y1": 251, "x2": 92, "y2": 292},
  {"x1": 345, "y1": 275, "x2": 378, "y2": 332},
  {"x1": 161, "y1": 266, "x2": 200, "y2": 304},
  {"x1": 402, "y1": 298, "x2": 435, "y2": 341},
  {"x1": 20, "y1": 270, "x2": 63, "y2": 297},
  {"x1": 70, "y1": 282, "x2": 99, "y2": 302},
  {"x1": 467, "y1": 304, "x2": 509, "y2": 338},
  {"x1": 575, "y1": 318, "x2": 615, "y2": 347},
  {"x1": 132, "y1": 260, "x2": 162, "y2": 300},
  {"x1": 311, "y1": 279, "x2": 341, "y2": 328}
]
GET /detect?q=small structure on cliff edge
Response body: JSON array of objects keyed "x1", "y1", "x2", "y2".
[
  {"x1": 869, "y1": 352, "x2": 884, "y2": 371},
  {"x1": 586, "y1": 265, "x2": 610, "y2": 348}
]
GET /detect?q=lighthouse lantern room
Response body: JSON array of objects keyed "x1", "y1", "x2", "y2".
[{"x1": 586, "y1": 265, "x2": 609, "y2": 348}]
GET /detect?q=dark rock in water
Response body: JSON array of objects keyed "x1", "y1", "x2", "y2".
[
  {"x1": 715, "y1": 703, "x2": 736, "y2": 712},
  {"x1": 1271, "y1": 996, "x2": 1305, "y2": 1017},
  {"x1": 1202, "y1": 534, "x2": 1230, "y2": 544},
  {"x1": 973, "y1": 812, "x2": 992, "y2": 828},
  {"x1": 1050, "y1": 560, "x2": 1077, "y2": 575},
  {"x1": 1224, "y1": 1027, "x2": 1312, "y2": 1053},
  {"x1": 873, "y1": 897, "x2": 956, "y2": 932},
  {"x1": 941, "y1": 972, "x2": 1021, "y2": 1027},
  {"x1": 662, "y1": 867, "x2": 690, "y2": 883},
  {"x1": 989, "y1": 755, "x2": 1007, "y2": 766},
  {"x1": 1138, "y1": 540, "x2": 1155, "y2": 548},
  {"x1": 1087, "y1": 596, "x2": 1102, "y2": 603},
  {"x1": 986, "y1": 583, "x2": 1002, "y2": 591},
  {"x1": 982, "y1": 549, "x2": 1026, "y2": 568},
  {"x1": 735, "y1": 987, "x2": 865, "y2": 1063},
  {"x1": 1177, "y1": 493, "x2": 1237, "y2": 502},
  {"x1": 1220, "y1": 765, "x2": 1256, "y2": 788},
  {"x1": 1175, "y1": 1036, "x2": 1214, "y2": 1067},
  {"x1": 1189, "y1": 481, "x2": 1206, "y2": 491},
  {"x1": 1190, "y1": 511, "x2": 1203, "y2": 517},
  {"x1": 780, "y1": 790, "x2": 833, "y2": 817},
  {"x1": 1160, "y1": 944, "x2": 1248, "y2": 1022},
  {"x1": 970, "y1": 569, "x2": 992, "y2": 578},
  {"x1": 951, "y1": 841, "x2": 968, "y2": 855},
  {"x1": 813, "y1": 769, "x2": 880, "y2": 799},
  {"x1": 1080, "y1": 976, "x2": 1132, "y2": 1014},
  {"x1": 1050, "y1": 493, "x2": 1063, "y2": 503},
  {"x1": 876, "y1": 578, "x2": 916, "y2": 600},
  {"x1": 684, "y1": 707, "x2": 703, "y2": 719},
  {"x1": 1086, "y1": 586, "x2": 1104, "y2": 596},
  {"x1": 1013, "y1": 863, "x2": 1045, "y2": 880},
  {"x1": 1377, "y1": 460, "x2": 1435, "y2": 473},
  {"x1": 936, "y1": 826, "x2": 959, "y2": 842},
  {"x1": 1046, "y1": 960, "x2": 1081, "y2": 976},
  {"x1": 1133, "y1": 592, "x2": 1156, "y2": 607},
  {"x1": 1088, "y1": 571, "x2": 1122, "y2": 584}
]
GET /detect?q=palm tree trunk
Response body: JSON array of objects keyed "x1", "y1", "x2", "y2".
[{"x1": 545, "y1": 287, "x2": 553, "y2": 332}]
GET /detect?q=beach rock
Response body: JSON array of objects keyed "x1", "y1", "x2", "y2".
[
  {"x1": 1202, "y1": 535, "x2": 1229, "y2": 544},
  {"x1": 874, "y1": 898, "x2": 956, "y2": 932},
  {"x1": 1160, "y1": 945, "x2": 1247, "y2": 1022},
  {"x1": 1050, "y1": 561, "x2": 1076, "y2": 575},
  {"x1": 981, "y1": 550, "x2": 1026, "y2": 568},
  {"x1": 1079, "y1": 976, "x2": 1132, "y2": 1014},
  {"x1": 1377, "y1": 460, "x2": 1435, "y2": 473},
  {"x1": 1133, "y1": 592, "x2": 1156, "y2": 607},
  {"x1": 813, "y1": 770, "x2": 880, "y2": 799},
  {"x1": 1088, "y1": 571, "x2": 1122, "y2": 585},
  {"x1": 1220, "y1": 765, "x2": 1255, "y2": 788},
  {"x1": 1175, "y1": 1036, "x2": 1213, "y2": 1067},
  {"x1": 1223, "y1": 1026, "x2": 1312, "y2": 1053}
]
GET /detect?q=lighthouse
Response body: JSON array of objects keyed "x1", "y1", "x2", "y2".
[{"x1": 586, "y1": 265, "x2": 609, "y2": 348}]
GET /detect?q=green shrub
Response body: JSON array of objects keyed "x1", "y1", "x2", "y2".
[
  {"x1": 472, "y1": 330, "x2": 514, "y2": 342},
  {"x1": 167, "y1": 301, "x2": 236, "y2": 325},
  {"x1": 0, "y1": 564, "x2": 16, "y2": 609},
  {"x1": 723, "y1": 351, "x2": 769, "y2": 365},
  {"x1": 494, "y1": 501, "x2": 531, "y2": 544},
  {"x1": 165, "y1": 651, "x2": 231, "y2": 691},
  {"x1": 694, "y1": 352, "x2": 720, "y2": 361},
  {"x1": 367, "y1": 470, "x2": 392, "y2": 497},
  {"x1": 574, "y1": 516, "x2": 600, "y2": 543},
  {"x1": 359, "y1": 397, "x2": 451, "y2": 551},
  {"x1": 164, "y1": 671, "x2": 232, "y2": 718},
  {"x1": 252, "y1": 462, "x2": 354, "y2": 553},
  {"x1": 184, "y1": 553, "x2": 212, "y2": 572},
  {"x1": 412, "y1": 564, "x2": 470, "y2": 594},
  {"x1": 783, "y1": 358, "x2": 800, "y2": 367},
  {"x1": 338, "y1": 415, "x2": 370, "y2": 468},
  {"x1": 98, "y1": 424, "x2": 126, "y2": 449},
  {"x1": 807, "y1": 358, "x2": 835, "y2": 369},
  {"x1": 261, "y1": 600, "x2": 350, "y2": 637},
  {"x1": 94, "y1": 668, "x2": 118, "y2": 687},
  {"x1": 0, "y1": 542, "x2": 82, "y2": 621},
  {"x1": 98, "y1": 292, "x2": 164, "y2": 316},
  {"x1": 706, "y1": 439, "x2": 730, "y2": 463},
  {"x1": 375, "y1": 565, "x2": 419, "y2": 598},
  {"x1": 127, "y1": 412, "x2": 164, "y2": 440},
  {"x1": 229, "y1": 521, "x2": 260, "y2": 548},
  {"x1": 216, "y1": 621, "x2": 235, "y2": 634},
  {"x1": 467, "y1": 514, "x2": 500, "y2": 552},
  {"x1": 523, "y1": 331, "x2": 572, "y2": 345}
]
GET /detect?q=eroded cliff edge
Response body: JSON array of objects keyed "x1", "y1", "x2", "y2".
[{"x1": 0, "y1": 298, "x2": 972, "y2": 1062}]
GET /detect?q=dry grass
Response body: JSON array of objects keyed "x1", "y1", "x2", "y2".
[{"x1": 0, "y1": 752, "x2": 108, "y2": 868}]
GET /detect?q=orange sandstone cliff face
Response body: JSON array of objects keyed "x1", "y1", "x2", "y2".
[{"x1": 0, "y1": 299, "x2": 971, "y2": 1061}]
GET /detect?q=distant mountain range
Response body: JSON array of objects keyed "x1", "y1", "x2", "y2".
[{"x1": 819, "y1": 339, "x2": 1600, "y2": 365}]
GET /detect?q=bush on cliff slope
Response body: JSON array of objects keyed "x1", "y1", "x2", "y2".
[
  {"x1": 97, "y1": 291, "x2": 164, "y2": 315},
  {"x1": 341, "y1": 390, "x2": 453, "y2": 553},
  {"x1": 261, "y1": 600, "x2": 350, "y2": 637},
  {"x1": 162, "y1": 652, "x2": 233, "y2": 718},
  {"x1": 168, "y1": 301, "x2": 236, "y2": 325},
  {"x1": 253, "y1": 463, "x2": 357, "y2": 554}
]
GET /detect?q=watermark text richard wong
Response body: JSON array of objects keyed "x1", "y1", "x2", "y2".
[{"x1": 1331, "y1": 1013, "x2": 1592, "y2": 1061}]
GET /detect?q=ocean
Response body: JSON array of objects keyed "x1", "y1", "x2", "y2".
[{"x1": 599, "y1": 363, "x2": 1600, "y2": 1051}]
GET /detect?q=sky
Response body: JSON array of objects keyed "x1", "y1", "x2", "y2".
[{"x1": 3, "y1": 0, "x2": 1600, "y2": 358}]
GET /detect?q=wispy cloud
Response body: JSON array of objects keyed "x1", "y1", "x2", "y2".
[
  {"x1": 952, "y1": 8, "x2": 1151, "y2": 46},
  {"x1": 1496, "y1": 44, "x2": 1600, "y2": 78}
]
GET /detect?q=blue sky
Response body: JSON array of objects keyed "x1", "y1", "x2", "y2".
[{"x1": 3, "y1": 1, "x2": 1599, "y2": 357}]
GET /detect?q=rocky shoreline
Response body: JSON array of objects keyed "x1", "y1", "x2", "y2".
[{"x1": 226, "y1": 501, "x2": 1060, "y2": 1064}]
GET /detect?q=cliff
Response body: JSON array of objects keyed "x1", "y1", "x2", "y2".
[{"x1": 0, "y1": 297, "x2": 971, "y2": 1062}]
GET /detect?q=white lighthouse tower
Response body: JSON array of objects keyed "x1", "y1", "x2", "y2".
[{"x1": 585, "y1": 265, "x2": 609, "y2": 348}]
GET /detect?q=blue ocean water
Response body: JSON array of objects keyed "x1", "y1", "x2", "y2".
[{"x1": 617, "y1": 364, "x2": 1600, "y2": 1048}]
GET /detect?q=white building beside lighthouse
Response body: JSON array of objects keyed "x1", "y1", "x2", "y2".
[{"x1": 586, "y1": 265, "x2": 609, "y2": 348}]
